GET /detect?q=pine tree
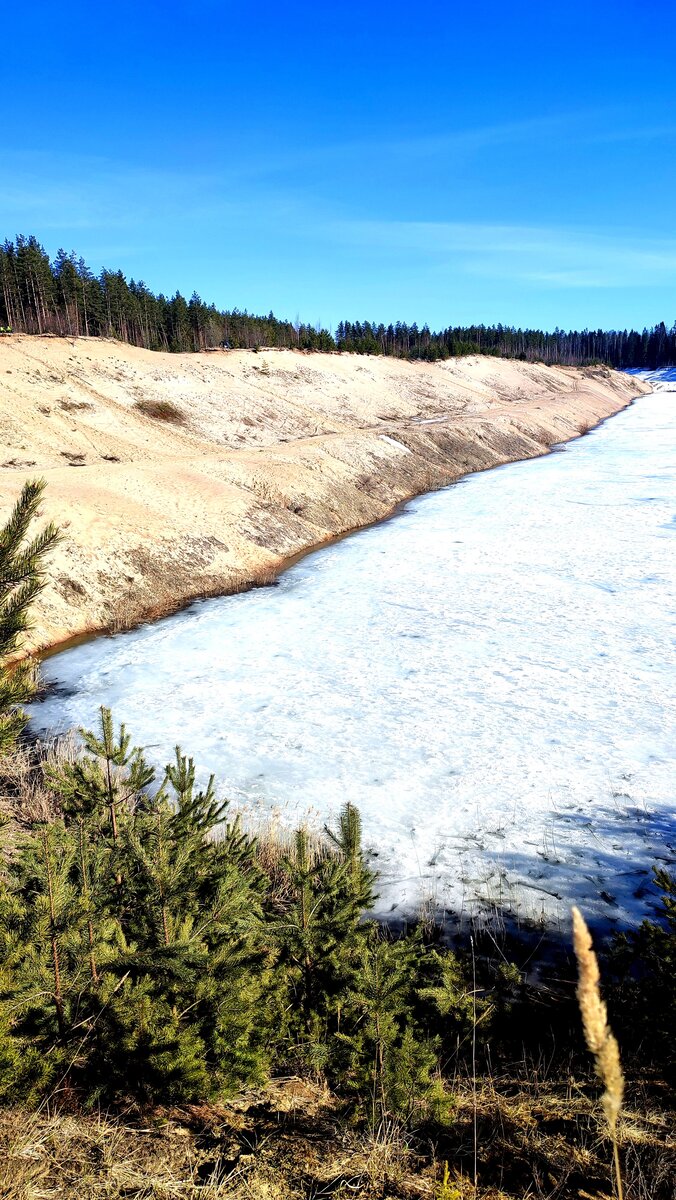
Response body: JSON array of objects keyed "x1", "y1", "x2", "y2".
[
  {"x1": 335, "y1": 929, "x2": 450, "y2": 1126},
  {"x1": 610, "y1": 869, "x2": 676, "y2": 1079},
  {"x1": 0, "y1": 821, "x2": 98, "y2": 1091},
  {"x1": 0, "y1": 480, "x2": 60, "y2": 755},
  {"x1": 81, "y1": 744, "x2": 270, "y2": 1102},
  {"x1": 271, "y1": 806, "x2": 377, "y2": 1072},
  {"x1": 70, "y1": 809, "x2": 116, "y2": 985},
  {"x1": 324, "y1": 801, "x2": 377, "y2": 912},
  {"x1": 51, "y1": 707, "x2": 155, "y2": 843}
]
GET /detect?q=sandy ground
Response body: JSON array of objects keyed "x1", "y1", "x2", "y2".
[{"x1": 0, "y1": 335, "x2": 649, "y2": 654}]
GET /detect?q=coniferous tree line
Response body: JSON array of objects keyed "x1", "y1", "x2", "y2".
[
  {"x1": 334, "y1": 318, "x2": 676, "y2": 369},
  {"x1": 2, "y1": 235, "x2": 675, "y2": 368},
  {"x1": 0, "y1": 236, "x2": 334, "y2": 353}
]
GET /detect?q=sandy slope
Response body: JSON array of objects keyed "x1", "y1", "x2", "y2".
[{"x1": 0, "y1": 335, "x2": 649, "y2": 654}]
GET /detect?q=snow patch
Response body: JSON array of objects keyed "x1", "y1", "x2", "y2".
[{"x1": 378, "y1": 434, "x2": 411, "y2": 453}]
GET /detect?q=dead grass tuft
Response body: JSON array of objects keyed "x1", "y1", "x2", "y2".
[
  {"x1": 59, "y1": 398, "x2": 93, "y2": 412},
  {"x1": 0, "y1": 735, "x2": 77, "y2": 827},
  {"x1": 573, "y1": 906, "x2": 625, "y2": 1197},
  {"x1": 0, "y1": 1066, "x2": 672, "y2": 1199},
  {"x1": 134, "y1": 398, "x2": 187, "y2": 424}
]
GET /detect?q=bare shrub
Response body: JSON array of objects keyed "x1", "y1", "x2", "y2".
[
  {"x1": 59, "y1": 398, "x2": 93, "y2": 412},
  {"x1": 0, "y1": 734, "x2": 77, "y2": 825},
  {"x1": 134, "y1": 398, "x2": 187, "y2": 424}
]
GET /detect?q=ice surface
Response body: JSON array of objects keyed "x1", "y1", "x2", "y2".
[{"x1": 30, "y1": 373, "x2": 676, "y2": 930}]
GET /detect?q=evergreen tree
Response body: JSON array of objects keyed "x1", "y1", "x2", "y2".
[
  {"x1": 80, "y1": 743, "x2": 269, "y2": 1102},
  {"x1": 51, "y1": 706, "x2": 155, "y2": 843},
  {"x1": 324, "y1": 800, "x2": 377, "y2": 912},
  {"x1": 0, "y1": 479, "x2": 59, "y2": 755},
  {"x1": 271, "y1": 806, "x2": 377, "y2": 1073},
  {"x1": 335, "y1": 929, "x2": 450, "y2": 1126},
  {"x1": 610, "y1": 868, "x2": 676, "y2": 1079},
  {"x1": 0, "y1": 820, "x2": 101, "y2": 1101}
]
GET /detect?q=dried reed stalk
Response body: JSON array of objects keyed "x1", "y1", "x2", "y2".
[{"x1": 572, "y1": 906, "x2": 625, "y2": 1200}]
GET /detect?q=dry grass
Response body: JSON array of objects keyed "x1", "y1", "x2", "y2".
[
  {"x1": 106, "y1": 592, "x2": 147, "y2": 635},
  {"x1": 102, "y1": 562, "x2": 281, "y2": 638},
  {"x1": 0, "y1": 1107, "x2": 218, "y2": 1200},
  {"x1": 0, "y1": 755, "x2": 673, "y2": 1198},
  {"x1": 0, "y1": 1072, "x2": 672, "y2": 1200},
  {"x1": 572, "y1": 908, "x2": 624, "y2": 1140},
  {"x1": 134, "y1": 398, "x2": 187, "y2": 424},
  {"x1": 59, "y1": 398, "x2": 93, "y2": 412},
  {"x1": 438, "y1": 1068, "x2": 675, "y2": 1200},
  {"x1": 0, "y1": 1092, "x2": 432, "y2": 1200},
  {"x1": 0, "y1": 734, "x2": 77, "y2": 827}
]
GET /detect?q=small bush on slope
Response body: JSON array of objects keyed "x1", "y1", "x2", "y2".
[{"x1": 134, "y1": 398, "x2": 187, "y2": 423}]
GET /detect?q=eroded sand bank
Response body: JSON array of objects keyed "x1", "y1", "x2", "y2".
[{"x1": 0, "y1": 336, "x2": 649, "y2": 654}]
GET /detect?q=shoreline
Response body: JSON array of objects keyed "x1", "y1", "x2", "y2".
[
  {"x1": 38, "y1": 396, "x2": 640, "y2": 665},
  {"x1": 0, "y1": 337, "x2": 650, "y2": 658},
  {"x1": 29, "y1": 377, "x2": 671, "y2": 939}
]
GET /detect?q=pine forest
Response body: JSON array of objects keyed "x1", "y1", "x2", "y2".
[{"x1": 2, "y1": 234, "x2": 675, "y2": 368}]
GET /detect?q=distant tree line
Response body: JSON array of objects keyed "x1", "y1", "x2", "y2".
[
  {"x1": 0, "y1": 236, "x2": 334, "y2": 353},
  {"x1": 334, "y1": 319, "x2": 676, "y2": 369},
  {"x1": 1, "y1": 235, "x2": 675, "y2": 368}
]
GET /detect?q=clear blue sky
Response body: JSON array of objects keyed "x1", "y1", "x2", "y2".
[{"x1": 2, "y1": 0, "x2": 675, "y2": 332}]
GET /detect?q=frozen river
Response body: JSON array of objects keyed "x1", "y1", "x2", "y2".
[{"x1": 30, "y1": 369, "x2": 676, "y2": 930}]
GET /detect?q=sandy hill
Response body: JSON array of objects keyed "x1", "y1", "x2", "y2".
[{"x1": 0, "y1": 335, "x2": 648, "y2": 653}]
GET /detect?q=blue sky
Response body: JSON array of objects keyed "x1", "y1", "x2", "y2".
[{"x1": 2, "y1": 0, "x2": 675, "y2": 332}]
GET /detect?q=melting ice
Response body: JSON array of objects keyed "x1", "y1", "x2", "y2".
[{"x1": 30, "y1": 372, "x2": 676, "y2": 930}]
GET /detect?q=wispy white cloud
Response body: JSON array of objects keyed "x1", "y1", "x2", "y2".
[
  {"x1": 3, "y1": 143, "x2": 676, "y2": 296},
  {"x1": 325, "y1": 218, "x2": 676, "y2": 289},
  {"x1": 221, "y1": 109, "x2": 676, "y2": 180},
  {"x1": 11, "y1": 106, "x2": 662, "y2": 202},
  {"x1": 0, "y1": 150, "x2": 245, "y2": 233}
]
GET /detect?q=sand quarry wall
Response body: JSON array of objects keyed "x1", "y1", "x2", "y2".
[{"x1": 0, "y1": 335, "x2": 649, "y2": 655}]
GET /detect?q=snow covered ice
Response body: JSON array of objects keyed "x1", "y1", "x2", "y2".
[{"x1": 30, "y1": 372, "x2": 676, "y2": 931}]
